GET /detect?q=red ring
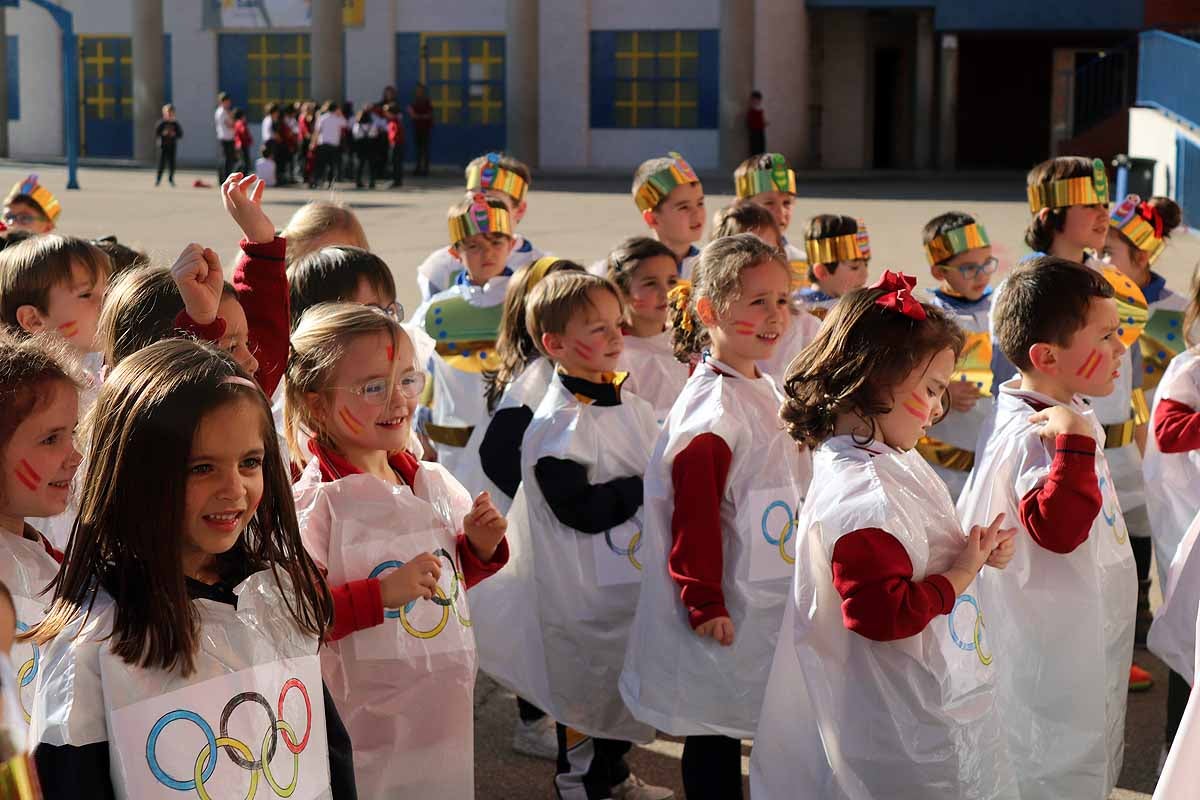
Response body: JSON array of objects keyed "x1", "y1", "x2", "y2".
[{"x1": 277, "y1": 678, "x2": 312, "y2": 754}]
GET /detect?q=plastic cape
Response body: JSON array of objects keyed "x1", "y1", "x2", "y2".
[
  {"x1": 470, "y1": 371, "x2": 659, "y2": 742},
  {"x1": 469, "y1": 356, "x2": 555, "y2": 515},
  {"x1": 1143, "y1": 349, "x2": 1200, "y2": 589},
  {"x1": 0, "y1": 531, "x2": 60, "y2": 747},
  {"x1": 411, "y1": 276, "x2": 510, "y2": 496},
  {"x1": 619, "y1": 358, "x2": 811, "y2": 738},
  {"x1": 956, "y1": 380, "x2": 1136, "y2": 800},
  {"x1": 616, "y1": 330, "x2": 689, "y2": 425},
  {"x1": 750, "y1": 436, "x2": 1015, "y2": 800},
  {"x1": 31, "y1": 572, "x2": 332, "y2": 799},
  {"x1": 293, "y1": 455, "x2": 476, "y2": 798},
  {"x1": 415, "y1": 238, "x2": 541, "y2": 303},
  {"x1": 1148, "y1": 508, "x2": 1200, "y2": 683},
  {"x1": 1154, "y1": 610, "x2": 1200, "y2": 799},
  {"x1": 757, "y1": 307, "x2": 821, "y2": 387}
]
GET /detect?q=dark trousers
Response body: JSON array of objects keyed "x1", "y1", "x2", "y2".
[
  {"x1": 354, "y1": 141, "x2": 375, "y2": 187},
  {"x1": 682, "y1": 735, "x2": 743, "y2": 799},
  {"x1": 312, "y1": 144, "x2": 340, "y2": 188},
  {"x1": 240, "y1": 145, "x2": 253, "y2": 175},
  {"x1": 156, "y1": 144, "x2": 176, "y2": 184},
  {"x1": 218, "y1": 139, "x2": 237, "y2": 182},
  {"x1": 555, "y1": 723, "x2": 631, "y2": 800},
  {"x1": 749, "y1": 129, "x2": 766, "y2": 158},
  {"x1": 1166, "y1": 669, "x2": 1190, "y2": 744},
  {"x1": 414, "y1": 128, "x2": 431, "y2": 175},
  {"x1": 389, "y1": 142, "x2": 404, "y2": 186}
]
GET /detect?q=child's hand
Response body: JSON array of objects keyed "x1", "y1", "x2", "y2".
[
  {"x1": 221, "y1": 172, "x2": 275, "y2": 244},
  {"x1": 947, "y1": 380, "x2": 982, "y2": 413},
  {"x1": 464, "y1": 491, "x2": 506, "y2": 561},
  {"x1": 170, "y1": 243, "x2": 224, "y2": 325},
  {"x1": 985, "y1": 525, "x2": 1018, "y2": 570},
  {"x1": 695, "y1": 616, "x2": 735, "y2": 647},
  {"x1": 945, "y1": 514, "x2": 1013, "y2": 593},
  {"x1": 1028, "y1": 406, "x2": 1094, "y2": 442},
  {"x1": 379, "y1": 552, "x2": 442, "y2": 608}
]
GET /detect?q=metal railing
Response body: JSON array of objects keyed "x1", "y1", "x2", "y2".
[{"x1": 1137, "y1": 29, "x2": 1200, "y2": 132}]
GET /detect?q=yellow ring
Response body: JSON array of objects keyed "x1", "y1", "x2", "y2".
[
  {"x1": 778, "y1": 518, "x2": 796, "y2": 566},
  {"x1": 195, "y1": 737, "x2": 258, "y2": 800},
  {"x1": 17, "y1": 658, "x2": 34, "y2": 723},
  {"x1": 400, "y1": 586, "x2": 451, "y2": 639},
  {"x1": 261, "y1": 720, "x2": 300, "y2": 797},
  {"x1": 974, "y1": 614, "x2": 993, "y2": 667},
  {"x1": 627, "y1": 531, "x2": 643, "y2": 571}
]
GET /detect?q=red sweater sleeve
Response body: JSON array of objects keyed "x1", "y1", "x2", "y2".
[
  {"x1": 233, "y1": 236, "x2": 290, "y2": 398},
  {"x1": 1154, "y1": 398, "x2": 1200, "y2": 454},
  {"x1": 1017, "y1": 433, "x2": 1101, "y2": 554},
  {"x1": 668, "y1": 433, "x2": 733, "y2": 629},
  {"x1": 830, "y1": 528, "x2": 957, "y2": 642},
  {"x1": 457, "y1": 534, "x2": 510, "y2": 590},
  {"x1": 174, "y1": 309, "x2": 227, "y2": 342},
  {"x1": 327, "y1": 577, "x2": 384, "y2": 642}
]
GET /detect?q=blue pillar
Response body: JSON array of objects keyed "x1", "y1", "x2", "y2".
[{"x1": 23, "y1": 0, "x2": 80, "y2": 189}]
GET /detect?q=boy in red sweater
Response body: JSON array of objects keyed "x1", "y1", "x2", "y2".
[{"x1": 386, "y1": 103, "x2": 405, "y2": 188}]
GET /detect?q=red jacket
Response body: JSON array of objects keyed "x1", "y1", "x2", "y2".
[
  {"x1": 233, "y1": 119, "x2": 253, "y2": 149},
  {"x1": 387, "y1": 117, "x2": 404, "y2": 146}
]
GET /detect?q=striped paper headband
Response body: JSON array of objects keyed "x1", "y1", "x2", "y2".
[
  {"x1": 806, "y1": 221, "x2": 870, "y2": 263},
  {"x1": 925, "y1": 222, "x2": 990, "y2": 265},
  {"x1": 1110, "y1": 194, "x2": 1167, "y2": 264},
  {"x1": 635, "y1": 152, "x2": 699, "y2": 212},
  {"x1": 1027, "y1": 157, "x2": 1109, "y2": 213},
  {"x1": 466, "y1": 152, "x2": 528, "y2": 203},
  {"x1": 448, "y1": 193, "x2": 513, "y2": 245},
  {"x1": 6, "y1": 174, "x2": 61, "y2": 220},
  {"x1": 735, "y1": 153, "x2": 796, "y2": 198}
]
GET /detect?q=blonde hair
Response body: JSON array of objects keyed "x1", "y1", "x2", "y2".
[
  {"x1": 281, "y1": 201, "x2": 369, "y2": 266},
  {"x1": 283, "y1": 303, "x2": 404, "y2": 463},
  {"x1": 526, "y1": 272, "x2": 624, "y2": 359}
]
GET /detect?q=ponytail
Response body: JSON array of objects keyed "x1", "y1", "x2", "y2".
[{"x1": 668, "y1": 281, "x2": 706, "y2": 364}]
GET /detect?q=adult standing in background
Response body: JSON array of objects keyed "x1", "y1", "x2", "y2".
[
  {"x1": 214, "y1": 91, "x2": 236, "y2": 182},
  {"x1": 310, "y1": 100, "x2": 348, "y2": 189},
  {"x1": 407, "y1": 83, "x2": 433, "y2": 176},
  {"x1": 746, "y1": 90, "x2": 767, "y2": 157}
]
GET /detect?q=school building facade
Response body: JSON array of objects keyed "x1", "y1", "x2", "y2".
[{"x1": 1, "y1": 0, "x2": 1196, "y2": 172}]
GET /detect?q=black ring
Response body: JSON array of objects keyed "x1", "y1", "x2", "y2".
[
  {"x1": 430, "y1": 547, "x2": 457, "y2": 607},
  {"x1": 218, "y1": 691, "x2": 278, "y2": 769}
]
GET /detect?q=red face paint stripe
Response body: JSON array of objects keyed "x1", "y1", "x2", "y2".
[
  {"x1": 57, "y1": 321, "x2": 79, "y2": 337},
  {"x1": 338, "y1": 407, "x2": 363, "y2": 435},
  {"x1": 1084, "y1": 353, "x2": 1103, "y2": 380},
  {"x1": 573, "y1": 343, "x2": 595, "y2": 359},
  {"x1": 1075, "y1": 350, "x2": 1102, "y2": 378},
  {"x1": 901, "y1": 401, "x2": 927, "y2": 420},
  {"x1": 15, "y1": 460, "x2": 40, "y2": 491},
  {"x1": 386, "y1": 345, "x2": 395, "y2": 361},
  {"x1": 732, "y1": 321, "x2": 757, "y2": 335}
]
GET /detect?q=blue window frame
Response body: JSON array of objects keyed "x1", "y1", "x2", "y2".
[
  {"x1": 6, "y1": 35, "x2": 17, "y2": 121},
  {"x1": 218, "y1": 33, "x2": 311, "y2": 123},
  {"x1": 590, "y1": 29, "x2": 718, "y2": 129}
]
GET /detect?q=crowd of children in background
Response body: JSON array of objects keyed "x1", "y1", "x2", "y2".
[{"x1": 0, "y1": 139, "x2": 1198, "y2": 800}]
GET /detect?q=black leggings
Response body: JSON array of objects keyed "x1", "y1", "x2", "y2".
[
  {"x1": 312, "y1": 144, "x2": 340, "y2": 187},
  {"x1": 1166, "y1": 669, "x2": 1191, "y2": 744},
  {"x1": 156, "y1": 144, "x2": 176, "y2": 183},
  {"x1": 682, "y1": 735, "x2": 743, "y2": 800}
]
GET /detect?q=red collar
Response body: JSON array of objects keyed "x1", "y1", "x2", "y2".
[{"x1": 308, "y1": 439, "x2": 420, "y2": 487}]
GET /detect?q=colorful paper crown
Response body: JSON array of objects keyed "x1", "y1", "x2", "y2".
[
  {"x1": 1027, "y1": 158, "x2": 1109, "y2": 214},
  {"x1": 5, "y1": 174, "x2": 61, "y2": 221},
  {"x1": 635, "y1": 152, "x2": 699, "y2": 212},
  {"x1": 448, "y1": 193, "x2": 512, "y2": 245},
  {"x1": 805, "y1": 220, "x2": 870, "y2": 264},
  {"x1": 466, "y1": 152, "x2": 528, "y2": 203},
  {"x1": 735, "y1": 153, "x2": 796, "y2": 199},
  {"x1": 925, "y1": 222, "x2": 990, "y2": 265},
  {"x1": 1110, "y1": 193, "x2": 1167, "y2": 264}
]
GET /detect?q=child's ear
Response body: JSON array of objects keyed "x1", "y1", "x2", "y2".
[
  {"x1": 303, "y1": 391, "x2": 329, "y2": 427},
  {"x1": 449, "y1": 246, "x2": 462, "y2": 262},
  {"x1": 695, "y1": 295, "x2": 718, "y2": 327},
  {"x1": 641, "y1": 208, "x2": 658, "y2": 229},
  {"x1": 514, "y1": 200, "x2": 528, "y2": 223},
  {"x1": 1028, "y1": 343, "x2": 1059, "y2": 375},
  {"x1": 541, "y1": 332, "x2": 565, "y2": 359},
  {"x1": 1036, "y1": 207, "x2": 1053, "y2": 227},
  {"x1": 930, "y1": 264, "x2": 945, "y2": 283},
  {"x1": 505, "y1": 237, "x2": 516, "y2": 255},
  {"x1": 812, "y1": 262, "x2": 832, "y2": 283},
  {"x1": 14, "y1": 305, "x2": 47, "y2": 335}
]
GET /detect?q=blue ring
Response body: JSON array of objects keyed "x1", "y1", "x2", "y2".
[
  {"x1": 761, "y1": 500, "x2": 796, "y2": 547},
  {"x1": 948, "y1": 594, "x2": 981, "y2": 652},
  {"x1": 15, "y1": 622, "x2": 38, "y2": 687},
  {"x1": 370, "y1": 560, "x2": 406, "y2": 619},
  {"x1": 146, "y1": 709, "x2": 218, "y2": 790}
]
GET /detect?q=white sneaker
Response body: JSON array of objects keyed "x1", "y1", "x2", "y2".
[
  {"x1": 612, "y1": 773, "x2": 674, "y2": 800},
  {"x1": 512, "y1": 715, "x2": 558, "y2": 761}
]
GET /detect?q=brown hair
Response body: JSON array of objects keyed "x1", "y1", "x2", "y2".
[
  {"x1": 994, "y1": 256, "x2": 1114, "y2": 371},
  {"x1": 30, "y1": 339, "x2": 330, "y2": 675},
  {"x1": 465, "y1": 152, "x2": 532, "y2": 206},
  {"x1": 448, "y1": 193, "x2": 511, "y2": 247},
  {"x1": 804, "y1": 214, "x2": 860, "y2": 279},
  {"x1": 288, "y1": 245, "x2": 397, "y2": 328},
  {"x1": 631, "y1": 156, "x2": 697, "y2": 211},
  {"x1": 711, "y1": 200, "x2": 782, "y2": 247},
  {"x1": 0, "y1": 235, "x2": 110, "y2": 331},
  {"x1": 921, "y1": 211, "x2": 979, "y2": 266},
  {"x1": 92, "y1": 236, "x2": 149, "y2": 276},
  {"x1": 280, "y1": 200, "x2": 369, "y2": 266},
  {"x1": 1024, "y1": 157, "x2": 1096, "y2": 252},
  {"x1": 526, "y1": 272, "x2": 624, "y2": 359},
  {"x1": 1111, "y1": 195, "x2": 1184, "y2": 258},
  {"x1": 670, "y1": 234, "x2": 789, "y2": 363},
  {"x1": 604, "y1": 237, "x2": 678, "y2": 295},
  {"x1": 781, "y1": 289, "x2": 965, "y2": 448},
  {"x1": 484, "y1": 258, "x2": 584, "y2": 412}
]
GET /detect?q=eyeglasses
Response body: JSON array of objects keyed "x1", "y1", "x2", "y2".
[
  {"x1": 369, "y1": 301, "x2": 404, "y2": 321},
  {"x1": 338, "y1": 372, "x2": 427, "y2": 405},
  {"x1": 949, "y1": 257, "x2": 998, "y2": 281},
  {"x1": 2, "y1": 211, "x2": 43, "y2": 226}
]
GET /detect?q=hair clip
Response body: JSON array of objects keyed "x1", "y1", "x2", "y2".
[
  {"x1": 870, "y1": 270, "x2": 926, "y2": 321},
  {"x1": 668, "y1": 281, "x2": 694, "y2": 333}
]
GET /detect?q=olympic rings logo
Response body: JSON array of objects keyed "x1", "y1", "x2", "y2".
[
  {"x1": 15, "y1": 621, "x2": 38, "y2": 723},
  {"x1": 1098, "y1": 477, "x2": 1127, "y2": 545},
  {"x1": 145, "y1": 677, "x2": 312, "y2": 798},
  {"x1": 948, "y1": 594, "x2": 993, "y2": 667},
  {"x1": 369, "y1": 547, "x2": 470, "y2": 640},
  {"x1": 761, "y1": 500, "x2": 798, "y2": 565},
  {"x1": 604, "y1": 527, "x2": 643, "y2": 571}
]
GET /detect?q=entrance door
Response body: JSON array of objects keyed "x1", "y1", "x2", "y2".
[{"x1": 80, "y1": 35, "x2": 132, "y2": 157}]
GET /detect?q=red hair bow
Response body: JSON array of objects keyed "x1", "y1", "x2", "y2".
[
  {"x1": 870, "y1": 270, "x2": 926, "y2": 321},
  {"x1": 1137, "y1": 201, "x2": 1164, "y2": 239}
]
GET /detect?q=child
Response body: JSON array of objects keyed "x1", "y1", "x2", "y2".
[
  {"x1": 280, "y1": 200, "x2": 370, "y2": 267},
  {"x1": 732, "y1": 153, "x2": 808, "y2": 277},
  {"x1": 711, "y1": 199, "x2": 783, "y2": 251},
  {"x1": 411, "y1": 193, "x2": 516, "y2": 495},
  {"x1": 385, "y1": 103, "x2": 404, "y2": 188},
  {"x1": 619, "y1": 234, "x2": 809, "y2": 800},
  {"x1": 27, "y1": 339, "x2": 356, "y2": 797},
  {"x1": 153, "y1": 104, "x2": 182, "y2": 187},
  {"x1": 253, "y1": 143, "x2": 277, "y2": 187},
  {"x1": 796, "y1": 215, "x2": 870, "y2": 318},
  {"x1": 416, "y1": 152, "x2": 544, "y2": 301},
  {"x1": 915, "y1": 211, "x2": 997, "y2": 498},
  {"x1": 751, "y1": 272, "x2": 1018, "y2": 799},
  {"x1": 233, "y1": 108, "x2": 253, "y2": 174},
  {"x1": 606, "y1": 237, "x2": 689, "y2": 423},
  {"x1": 471, "y1": 272, "x2": 672, "y2": 800},
  {"x1": 286, "y1": 303, "x2": 507, "y2": 796},
  {"x1": 0, "y1": 332, "x2": 83, "y2": 745},
  {"x1": 2, "y1": 176, "x2": 59, "y2": 235},
  {"x1": 958, "y1": 257, "x2": 1137, "y2": 800}
]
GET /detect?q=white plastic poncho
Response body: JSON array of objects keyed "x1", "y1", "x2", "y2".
[
  {"x1": 617, "y1": 331, "x2": 689, "y2": 424},
  {"x1": 620, "y1": 358, "x2": 809, "y2": 738},
  {"x1": 757, "y1": 309, "x2": 821, "y2": 387},
  {"x1": 30, "y1": 571, "x2": 332, "y2": 799},
  {"x1": 1143, "y1": 349, "x2": 1200, "y2": 587},
  {"x1": 750, "y1": 436, "x2": 1016, "y2": 800},
  {"x1": 416, "y1": 238, "x2": 542, "y2": 302},
  {"x1": 0, "y1": 529, "x2": 61, "y2": 747},
  {"x1": 471, "y1": 371, "x2": 659, "y2": 742},
  {"x1": 293, "y1": 455, "x2": 477, "y2": 798},
  {"x1": 1154, "y1": 607, "x2": 1200, "y2": 799},
  {"x1": 957, "y1": 380, "x2": 1136, "y2": 800},
  {"x1": 1148, "y1": 508, "x2": 1200, "y2": 683}
]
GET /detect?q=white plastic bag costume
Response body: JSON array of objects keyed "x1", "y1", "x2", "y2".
[
  {"x1": 750, "y1": 437, "x2": 1016, "y2": 799},
  {"x1": 471, "y1": 371, "x2": 659, "y2": 741},
  {"x1": 31, "y1": 571, "x2": 333, "y2": 799},
  {"x1": 620, "y1": 357, "x2": 810, "y2": 738},
  {"x1": 293, "y1": 454, "x2": 477, "y2": 798},
  {"x1": 1154, "y1": 610, "x2": 1200, "y2": 799},
  {"x1": 957, "y1": 380, "x2": 1136, "y2": 800},
  {"x1": 1143, "y1": 349, "x2": 1200, "y2": 587},
  {"x1": 0, "y1": 529, "x2": 60, "y2": 744},
  {"x1": 757, "y1": 309, "x2": 821, "y2": 387},
  {"x1": 617, "y1": 331, "x2": 689, "y2": 424},
  {"x1": 1148, "y1": 508, "x2": 1200, "y2": 683},
  {"x1": 416, "y1": 238, "x2": 541, "y2": 302}
]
